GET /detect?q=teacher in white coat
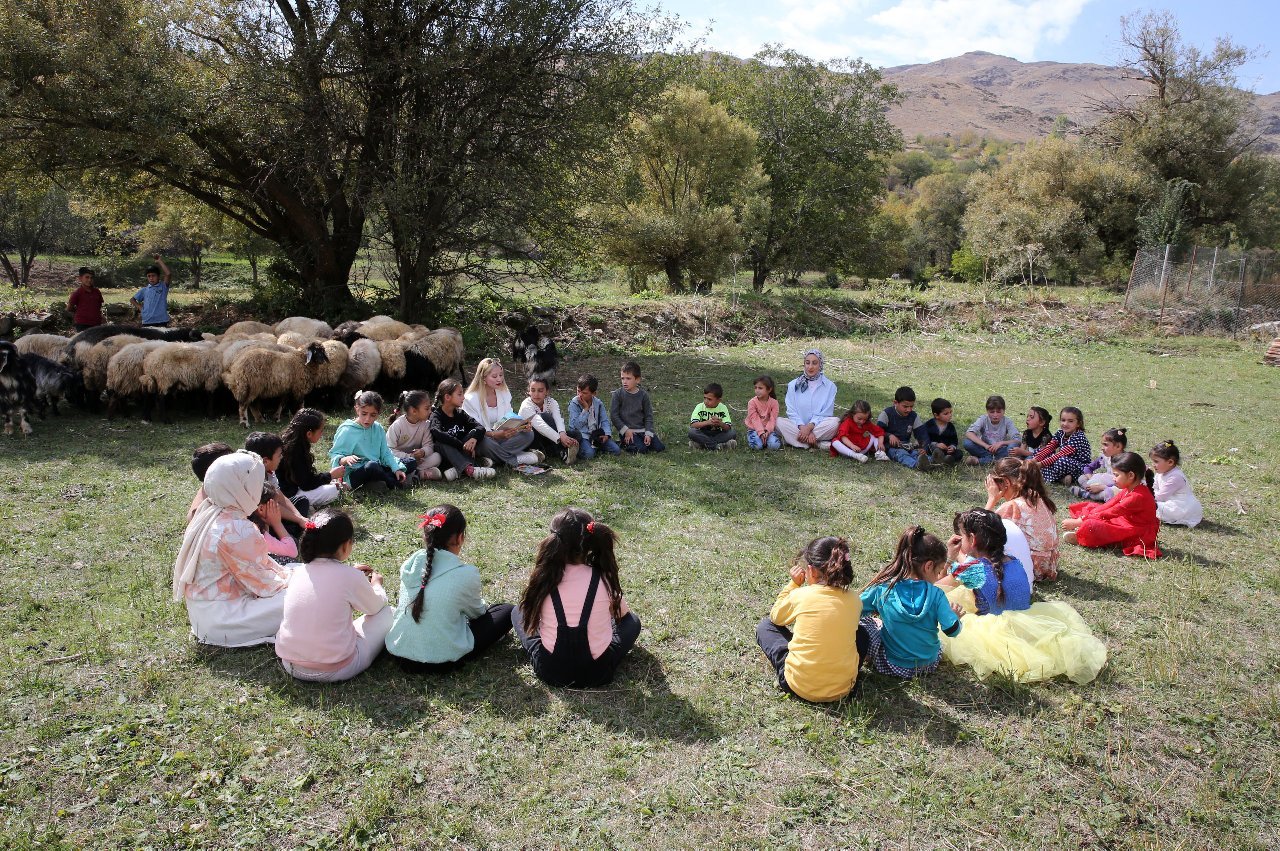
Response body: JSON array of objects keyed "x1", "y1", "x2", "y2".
[{"x1": 775, "y1": 348, "x2": 841, "y2": 450}]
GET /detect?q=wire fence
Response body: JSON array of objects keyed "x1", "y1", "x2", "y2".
[{"x1": 1123, "y1": 244, "x2": 1280, "y2": 338}]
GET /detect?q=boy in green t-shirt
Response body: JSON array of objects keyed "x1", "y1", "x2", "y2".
[{"x1": 688, "y1": 383, "x2": 737, "y2": 451}]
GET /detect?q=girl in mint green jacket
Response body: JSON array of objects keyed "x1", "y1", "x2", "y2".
[
  {"x1": 386, "y1": 504, "x2": 514, "y2": 672},
  {"x1": 329, "y1": 391, "x2": 412, "y2": 490}
]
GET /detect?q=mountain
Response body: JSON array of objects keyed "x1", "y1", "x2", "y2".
[{"x1": 881, "y1": 51, "x2": 1280, "y2": 152}]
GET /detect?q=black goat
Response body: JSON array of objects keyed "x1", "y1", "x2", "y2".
[
  {"x1": 0, "y1": 341, "x2": 35, "y2": 436},
  {"x1": 65, "y1": 324, "x2": 201, "y2": 358},
  {"x1": 19, "y1": 353, "x2": 84, "y2": 416},
  {"x1": 511, "y1": 326, "x2": 560, "y2": 386}
]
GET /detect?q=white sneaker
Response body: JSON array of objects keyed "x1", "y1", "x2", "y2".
[
  {"x1": 480, "y1": 457, "x2": 495, "y2": 468},
  {"x1": 444, "y1": 467, "x2": 460, "y2": 482},
  {"x1": 874, "y1": 450, "x2": 889, "y2": 461},
  {"x1": 724, "y1": 439, "x2": 737, "y2": 450},
  {"x1": 852, "y1": 451, "x2": 868, "y2": 463},
  {"x1": 817, "y1": 440, "x2": 832, "y2": 452},
  {"x1": 531, "y1": 450, "x2": 546, "y2": 463},
  {"x1": 468, "y1": 466, "x2": 496, "y2": 479},
  {"x1": 564, "y1": 442, "x2": 578, "y2": 464},
  {"x1": 515, "y1": 452, "x2": 540, "y2": 465}
]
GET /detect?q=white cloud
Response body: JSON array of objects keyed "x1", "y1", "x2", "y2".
[{"x1": 692, "y1": 0, "x2": 1092, "y2": 68}]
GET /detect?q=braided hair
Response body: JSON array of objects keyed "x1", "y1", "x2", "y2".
[
  {"x1": 519, "y1": 508, "x2": 623, "y2": 635},
  {"x1": 298, "y1": 508, "x2": 355, "y2": 562},
  {"x1": 800, "y1": 536, "x2": 854, "y2": 589},
  {"x1": 954, "y1": 508, "x2": 1008, "y2": 604},
  {"x1": 864, "y1": 525, "x2": 946, "y2": 592},
  {"x1": 410, "y1": 504, "x2": 467, "y2": 622}
]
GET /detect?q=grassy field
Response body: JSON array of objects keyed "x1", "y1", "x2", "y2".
[{"x1": 2, "y1": 330, "x2": 1278, "y2": 849}]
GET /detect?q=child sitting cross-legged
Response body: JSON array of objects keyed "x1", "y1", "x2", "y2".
[
  {"x1": 278, "y1": 409, "x2": 345, "y2": 517},
  {"x1": 744, "y1": 375, "x2": 782, "y2": 451},
  {"x1": 1071, "y1": 427, "x2": 1127, "y2": 503},
  {"x1": 512, "y1": 508, "x2": 641, "y2": 687},
  {"x1": 1149, "y1": 440, "x2": 1202, "y2": 528},
  {"x1": 755, "y1": 536, "x2": 866, "y2": 702},
  {"x1": 519, "y1": 376, "x2": 580, "y2": 464},
  {"x1": 1062, "y1": 451, "x2": 1160, "y2": 558},
  {"x1": 610, "y1": 360, "x2": 665, "y2": 454},
  {"x1": 428, "y1": 379, "x2": 497, "y2": 481},
  {"x1": 925, "y1": 397, "x2": 963, "y2": 466},
  {"x1": 274, "y1": 509, "x2": 393, "y2": 682},
  {"x1": 386, "y1": 390, "x2": 444, "y2": 482},
  {"x1": 831, "y1": 400, "x2": 886, "y2": 463},
  {"x1": 877, "y1": 386, "x2": 934, "y2": 470},
  {"x1": 688, "y1": 382, "x2": 737, "y2": 451},
  {"x1": 963, "y1": 395, "x2": 1022, "y2": 466},
  {"x1": 330, "y1": 391, "x2": 413, "y2": 491},
  {"x1": 858, "y1": 526, "x2": 964, "y2": 679},
  {"x1": 1033, "y1": 406, "x2": 1091, "y2": 485},
  {"x1": 567, "y1": 374, "x2": 620, "y2": 459},
  {"x1": 386, "y1": 504, "x2": 515, "y2": 672}
]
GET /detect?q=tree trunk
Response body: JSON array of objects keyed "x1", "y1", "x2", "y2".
[
  {"x1": 248, "y1": 255, "x2": 259, "y2": 287},
  {"x1": 664, "y1": 257, "x2": 684, "y2": 292},
  {"x1": 190, "y1": 251, "x2": 203, "y2": 289},
  {"x1": 0, "y1": 254, "x2": 19, "y2": 287}
]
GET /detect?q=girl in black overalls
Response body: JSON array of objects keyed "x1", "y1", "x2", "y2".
[{"x1": 512, "y1": 508, "x2": 641, "y2": 687}]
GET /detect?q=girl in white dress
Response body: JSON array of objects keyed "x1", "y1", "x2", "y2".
[{"x1": 1149, "y1": 440, "x2": 1203, "y2": 527}]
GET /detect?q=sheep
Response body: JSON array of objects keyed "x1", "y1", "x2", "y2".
[
  {"x1": 75, "y1": 334, "x2": 146, "y2": 397},
  {"x1": 224, "y1": 341, "x2": 329, "y2": 427},
  {"x1": 395, "y1": 327, "x2": 466, "y2": 393},
  {"x1": 18, "y1": 353, "x2": 84, "y2": 416},
  {"x1": 276, "y1": 331, "x2": 314, "y2": 350},
  {"x1": 0, "y1": 341, "x2": 35, "y2": 436},
  {"x1": 275, "y1": 316, "x2": 333, "y2": 338},
  {"x1": 302, "y1": 339, "x2": 349, "y2": 403},
  {"x1": 330, "y1": 320, "x2": 364, "y2": 345},
  {"x1": 223, "y1": 320, "x2": 276, "y2": 337},
  {"x1": 65, "y1": 324, "x2": 201, "y2": 357},
  {"x1": 217, "y1": 337, "x2": 291, "y2": 371},
  {"x1": 340, "y1": 337, "x2": 382, "y2": 394},
  {"x1": 14, "y1": 333, "x2": 72, "y2": 365},
  {"x1": 357, "y1": 315, "x2": 413, "y2": 341},
  {"x1": 376, "y1": 339, "x2": 408, "y2": 380},
  {"x1": 105, "y1": 340, "x2": 168, "y2": 419},
  {"x1": 141, "y1": 341, "x2": 223, "y2": 421}
]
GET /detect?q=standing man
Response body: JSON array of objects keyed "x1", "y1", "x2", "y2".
[
  {"x1": 131, "y1": 254, "x2": 171, "y2": 328},
  {"x1": 67, "y1": 267, "x2": 104, "y2": 331}
]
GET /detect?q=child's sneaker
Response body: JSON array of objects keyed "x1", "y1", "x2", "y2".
[
  {"x1": 852, "y1": 451, "x2": 868, "y2": 463},
  {"x1": 724, "y1": 439, "x2": 737, "y2": 450},
  {"x1": 530, "y1": 450, "x2": 546, "y2": 463},
  {"x1": 479, "y1": 457, "x2": 495, "y2": 468},
  {"x1": 689, "y1": 440, "x2": 700, "y2": 450},
  {"x1": 874, "y1": 450, "x2": 889, "y2": 461},
  {"x1": 930, "y1": 446, "x2": 947, "y2": 466},
  {"x1": 468, "y1": 466, "x2": 496, "y2": 480},
  {"x1": 515, "y1": 451, "x2": 544, "y2": 465},
  {"x1": 817, "y1": 440, "x2": 832, "y2": 452},
  {"x1": 1069, "y1": 485, "x2": 1086, "y2": 499},
  {"x1": 564, "y1": 442, "x2": 579, "y2": 464},
  {"x1": 420, "y1": 466, "x2": 443, "y2": 481},
  {"x1": 964, "y1": 455, "x2": 979, "y2": 466},
  {"x1": 444, "y1": 468, "x2": 460, "y2": 482}
]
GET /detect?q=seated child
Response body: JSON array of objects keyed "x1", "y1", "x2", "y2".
[
  {"x1": 567, "y1": 374, "x2": 621, "y2": 459},
  {"x1": 386, "y1": 504, "x2": 514, "y2": 672},
  {"x1": 246, "y1": 430, "x2": 309, "y2": 531},
  {"x1": 755, "y1": 536, "x2": 865, "y2": 702},
  {"x1": 519, "y1": 377, "x2": 580, "y2": 464},
  {"x1": 1071, "y1": 427, "x2": 1127, "y2": 502},
  {"x1": 188, "y1": 442, "x2": 233, "y2": 522},
  {"x1": 512, "y1": 508, "x2": 641, "y2": 687},
  {"x1": 963, "y1": 395, "x2": 1022, "y2": 466},
  {"x1": 1012, "y1": 406, "x2": 1053, "y2": 458},
  {"x1": 688, "y1": 382, "x2": 737, "y2": 450},
  {"x1": 876, "y1": 386, "x2": 934, "y2": 470},
  {"x1": 986, "y1": 458, "x2": 1060, "y2": 582},
  {"x1": 744, "y1": 375, "x2": 782, "y2": 451},
  {"x1": 926, "y1": 397, "x2": 962, "y2": 466},
  {"x1": 831, "y1": 400, "x2": 887, "y2": 462},
  {"x1": 1150, "y1": 440, "x2": 1202, "y2": 527},
  {"x1": 248, "y1": 483, "x2": 298, "y2": 565},
  {"x1": 387, "y1": 390, "x2": 444, "y2": 482},
  {"x1": 463, "y1": 358, "x2": 541, "y2": 468},
  {"x1": 278, "y1": 408, "x2": 345, "y2": 515},
  {"x1": 274, "y1": 509, "x2": 393, "y2": 682},
  {"x1": 610, "y1": 360, "x2": 665, "y2": 454},
  {"x1": 428, "y1": 379, "x2": 498, "y2": 480},
  {"x1": 858, "y1": 526, "x2": 964, "y2": 678},
  {"x1": 330, "y1": 390, "x2": 413, "y2": 490},
  {"x1": 940, "y1": 508, "x2": 1106, "y2": 684},
  {"x1": 174, "y1": 452, "x2": 292, "y2": 647},
  {"x1": 1033, "y1": 406, "x2": 1092, "y2": 484},
  {"x1": 1062, "y1": 452, "x2": 1160, "y2": 558}
]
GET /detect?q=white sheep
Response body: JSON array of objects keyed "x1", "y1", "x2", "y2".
[
  {"x1": 358, "y1": 315, "x2": 413, "y2": 341},
  {"x1": 223, "y1": 320, "x2": 277, "y2": 337},
  {"x1": 376, "y1": 339, "x2": 408, "y2": 380},
  {"x1": 341, "y1": 337, "x2": 382, "y2": 393},
  {"x1": 217, "y1": 337, "x2": 291, "y2": 371},
  {"x1": 276, "y1": 331, "x2": 314, "y2": 350},
  {"x1": 409, "y1": 328, "x2": 466, "y2": 380},
  {"x1": 76, "y1": 334, "x2": 146, "y2": 396},
  {"x1": 14, "y1": 333, "x2": 72, "y2": 365},
  {"x1": 142, "y1": 341, "x2": 223, "y2": 420},
  {"x1": 224, "y1": 341, "x2": 329, "y2": 427},
  {"x1": 304, "y1": 339, "x2": 349, "y2": 398},
  {"x1": 275, "y1": 316, "x2": 333, "y2": 338},
  {"x1": 105, "y1": 340, "x2": 168, "y2": 419}
]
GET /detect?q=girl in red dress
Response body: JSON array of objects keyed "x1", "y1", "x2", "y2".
[{"x1": 1062, "y1": 452, "x2": 1161, "y2": 558}]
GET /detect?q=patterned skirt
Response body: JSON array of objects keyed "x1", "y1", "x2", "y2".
[{"x1": 860, "y1": 616, "x2": 941, "y2": 679}]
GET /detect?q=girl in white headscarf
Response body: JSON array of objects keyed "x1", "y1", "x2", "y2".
[
  {"x1": 174, "y1": 451, "x2": 292, "y2": 647},
  {"x1": 776, "y1": 348, "x2": 841, "y2": 449}
]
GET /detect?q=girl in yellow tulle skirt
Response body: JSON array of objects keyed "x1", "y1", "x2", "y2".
[{"x1": 939, "y1": 509, "x2": 1107, "y2": 684}]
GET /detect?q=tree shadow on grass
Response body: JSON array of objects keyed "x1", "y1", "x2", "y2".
[
  {"x1": 1044, "y1": 572, "x2": 1135, "y2": 603},
  {"x1": 552, "y1": 646, "x2": 722, "y2": 743}
]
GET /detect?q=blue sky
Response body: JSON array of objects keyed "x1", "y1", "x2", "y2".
[{"x1": 654, "y1": 0, "x2": 1280, "y2": 93}]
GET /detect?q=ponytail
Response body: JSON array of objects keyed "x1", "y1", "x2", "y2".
[
  {"x1": 520, "y1": 508, "x2": 623, "y2": 633},
  {"x1": 865, "y1": 525, "x2": 945, "y2": 592},
  {"x1": 410, "y1": 504, "x2": 467, "y2": 622},
  {"x1": 390, "y1": 389, "x2": 430, "y2": 427},
  {"x1": 1112, "y1": 451, "x2": 1153, "y2": 491},
  {"x1": 802, "y1": 536, "x2": 854, "y2": 589}
]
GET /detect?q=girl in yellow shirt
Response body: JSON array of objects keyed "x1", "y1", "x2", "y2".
[{"x1": 755, "y1": 537, "x2": 866, "y2": 702}]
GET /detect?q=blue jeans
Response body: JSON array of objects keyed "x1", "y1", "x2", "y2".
[
  {"x1": 747, "y1": 429, "x2": 782, "y2": 451},
  {"x1": 570, "y1": 429, "x2": 620, "y2": 459},
  {"x1": 620, "y1": 431, "x2": 665, "y2": 454},
  {"x1": 886, "y1": 446, "x2": 921, "y2": 469},
  {"x1": 962, "y1": 438, "x2": 1010, "y2": 464}
]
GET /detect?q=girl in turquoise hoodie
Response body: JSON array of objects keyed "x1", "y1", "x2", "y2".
[
  {"x1": 329, "y1": 391, "x2": 412, "y2": 490},
  {"x1": 386, "y1": 504, "x2": 514, "y2": 672},
  {"x1": 859, "y1": 526, "x2": 965, "y2": 679}
]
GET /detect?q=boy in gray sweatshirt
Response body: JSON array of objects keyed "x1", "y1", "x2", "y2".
[{"x1": 610, "y1": 360, "x2": 666, "y2": 454}]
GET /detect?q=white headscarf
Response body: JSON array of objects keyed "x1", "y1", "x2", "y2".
[{"x1": 172, "y1": 451, "x2": 265, "y2": 601}]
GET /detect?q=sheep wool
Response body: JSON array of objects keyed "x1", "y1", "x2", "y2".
[
  {"x1": 14, "y1": 333, "x2": 72, "y2": 365},
  {"x1": 223, "y1": 320, "x2": 277, "y2": 338},
  {"x1": 275, "y1": 316, "x2": 333, "y2": 338},
  {"x1": 77, "y1": 335, "x2": 145, "y2": 394},
  {"x1": 341, "y1": 338, "x2": 382, "y2": 393},
  {"x1": 358, "y1": 316, "x2": 413, "y2": 341}
]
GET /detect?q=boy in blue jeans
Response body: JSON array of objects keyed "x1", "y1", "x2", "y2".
[
  {"x1": 568, "y1": 374, "x2": 620, "y2": 459},
  {"x1": 610, "y1": 360, "x2": 665, "y2": 454},
  {"x1": 962, "y1": 394, "x2": 1022, "y2": 466},
  {"x1": 876, "y1": 386, "x2": 933, "y2": 470}
]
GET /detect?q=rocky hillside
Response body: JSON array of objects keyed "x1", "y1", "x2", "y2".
[{"x1": 883, "y1": 51, "x2": 1280, "y2": 152}]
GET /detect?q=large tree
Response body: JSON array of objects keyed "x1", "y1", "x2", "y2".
[{"x1": 691, "y1": 47, "x2": 902, "y2": 289}]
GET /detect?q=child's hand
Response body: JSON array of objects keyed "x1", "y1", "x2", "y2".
[
  {"x1": 559, "y1": 433, "x2": 577, "y2": 447},
  {"x1": 946, "y1": 534, "x2": 963, "y2": 561},
  {"x1": 623, "y1": 429, "x2": 635, "y2": 444},
  {"x1": 463, "y1": 438, "x2": 477, "y2": 455},
  {"x1": 395, "y1": 470, "x2": 407, "y2": 483},
  {"x1": 1086, "y1": 482, "x2": 1103, "y2": 494},
  {"x1": 984, "y1": 476, "x2": 1001, "y2": 500},
  {"x1": 887, "y1": 434, "x2": 901, "y2": 448},
  {"x1": 330, "y1": 465, "x2": 346, "y2": 480},
  {"x1": 412, "y1": 448, "x2": 426, "y2": 461},
  {"x1": 643, "y1": 433, "x2": 652, "y2": 446},
  {"x1": 950, "y1": 601, "x2": 967, "y2": 618},
  {"x1": 340, "y1": 454, "x2": 360, "y2": 467},
  {"x1": 789, "y1": 564, "x2": 807, "y2": 585},
  {"x1": 261, "y1": 499, "x2": 281, "y2": 527}
]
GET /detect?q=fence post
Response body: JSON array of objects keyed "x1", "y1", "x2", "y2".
[
  {"x1": 1233, "y1": 256, "x2": 1248, "y2": 337},
  {"x1": 1156, "y1": 244, "x2": 1172, "y2": 327},
  {"x1": 1123, "y1": 249, "x2": 1140, "y2": 310},
  {"x1": 1183, "y1": 245, "x2": 1198, "y2": 298},
  {"x1": 1207, "y1": 247, "x2": 1218, "y2": 292}
]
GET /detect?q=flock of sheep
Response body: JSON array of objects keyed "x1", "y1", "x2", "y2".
[{"x1": 7, "y1": 315, "x2": 465, "y2": 430}]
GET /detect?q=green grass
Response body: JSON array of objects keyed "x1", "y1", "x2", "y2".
[{"x1": 2, "y1": 332, "x2": 1278, "y2": 848}]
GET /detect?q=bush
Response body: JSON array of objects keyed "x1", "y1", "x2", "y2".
[
  {"x1": 249, "y1": 258, "x2": 309, "y2": 318},
  {"x1": 950, "y1": 245, "x2": 985, "y2": 283}
]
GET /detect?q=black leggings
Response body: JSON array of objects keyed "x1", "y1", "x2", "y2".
[
  {"x1": 393, "y1": 604, "x2": 514, "y2": 673},
  {"x1": 755, "y1": 618, "x2": 870, "y2": 697}
]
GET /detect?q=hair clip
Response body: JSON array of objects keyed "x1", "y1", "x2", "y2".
[
  {"x1": 418, "y1": 512, "x2": 447, "y2": 530},
  {"x1": 585, "y1": 521, "x2": 596, "y2": 533},
  {"x1": 303, "y1": 520, "x2": 318, "y2": 531}
]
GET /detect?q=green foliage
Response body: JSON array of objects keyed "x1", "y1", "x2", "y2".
[
  {"x1": 596, "y1": 85, "x2": 764, "y2": 293},
  {"x1": 139, "y1": 198, "x2": 228, "y2": 289},
  {"x1": 950, "y1": 244, "x2": 985, "y2": 283},
  {"x1": 1136, "y1": 178, "x2": 1196, "y2": 248},
  {"x1": 0, "y1": 169, "x2": 84, "y2": 286}
]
